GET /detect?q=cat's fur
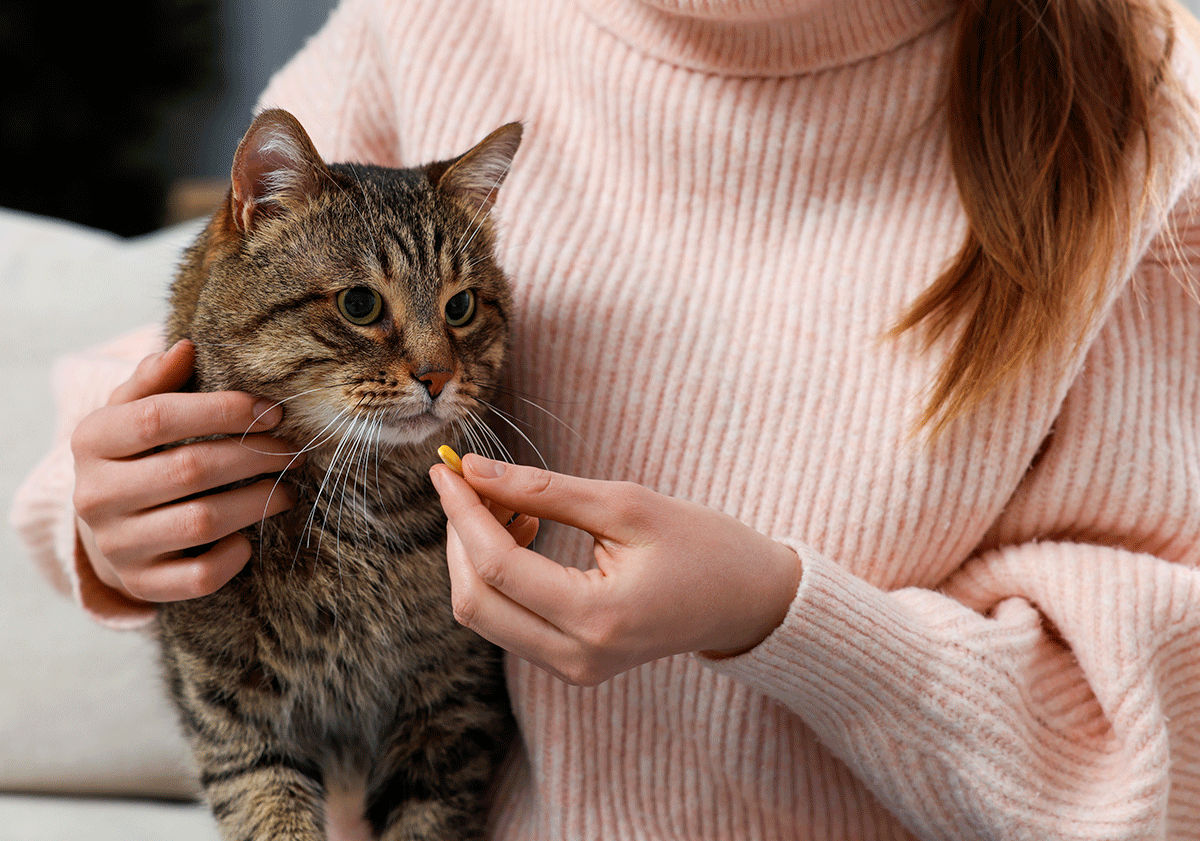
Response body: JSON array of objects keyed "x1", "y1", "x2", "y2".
[{"x1": 158, "y1": 109, "x2": 521, "y2": 841}]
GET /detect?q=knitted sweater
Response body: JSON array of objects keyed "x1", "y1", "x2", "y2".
[{"x1": 13, "y1": 0, "x2": 1200, "y2": 837}]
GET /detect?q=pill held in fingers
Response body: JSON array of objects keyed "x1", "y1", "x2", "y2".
[{"x1": 437, "y1": 444, "x2": 464, "y2": 476}]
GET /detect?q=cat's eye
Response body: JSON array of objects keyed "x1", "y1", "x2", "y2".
[
  {"x1": 337, "y1": 286, "x2": 383, "y2": 326},
  {"x1": 445, "y1": 289, "x2": 476, "y2": 327}
]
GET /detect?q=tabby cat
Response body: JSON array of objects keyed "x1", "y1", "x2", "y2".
[{"x1": 158, "y1": 108, "x2": 521, "y2": 840}]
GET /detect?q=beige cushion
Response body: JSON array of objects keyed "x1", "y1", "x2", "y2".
[{"x1": 0, "y1": 209, "x2": 205, "y2": 799}]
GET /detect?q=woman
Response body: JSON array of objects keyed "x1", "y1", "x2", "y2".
[{"x1": 15, "y1": 0, "x2": 1200, "y2": 837}]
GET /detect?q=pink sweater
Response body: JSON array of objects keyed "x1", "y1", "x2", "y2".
[{"x1": 13, "y1": 0, "x2": 1200, "y2": 837}]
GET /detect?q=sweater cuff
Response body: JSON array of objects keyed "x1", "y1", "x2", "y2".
[
  {"x1": 697, "y1": 543, "x2": 939, "y2": 739},
  {"x1": 70, "y1": 530, "x2": 158, "y2": 631}
]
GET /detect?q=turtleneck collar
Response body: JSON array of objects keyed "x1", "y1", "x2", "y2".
[{"x1": 574, "y1": 0, "x2": 958, "y2": 76}]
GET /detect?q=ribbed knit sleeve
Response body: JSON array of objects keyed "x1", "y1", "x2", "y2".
[
  {"x1": 703, "y1": 212, "x2": 1200, "y2": 838},
  {"x1": 10, "y1": 326, "x2": 163, "y2": 629},
  {"x1": 253, "y1": 0, "x2": 401, "y2": 166}
]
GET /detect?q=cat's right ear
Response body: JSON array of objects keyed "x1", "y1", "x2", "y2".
[{"x1": 230, "y1": 109, "x2": 329, "y2": 234}]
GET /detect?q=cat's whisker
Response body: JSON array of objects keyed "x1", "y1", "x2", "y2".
[
  {"x1": 459, "y1": 420, "x2": 485, "y2": 463},
  {"x1": 470, "y1": 396, "x2": 532, "y2": 431},
  {"x1": 487, "y1": 382, "x2": 585, "y2": 407},
  {"x1": 450, "y1": 418, "x2": 475, "y2": 466},
  {"x1": 475, "y1": 400, "x2": 549, "y2": 469},
  {"x1": 459, "y1": 256, "x2": 490, "y2": 273},
  {"x1": 326, "y1": 415, "x2": 374, "y2": 589},
  {"x1": 333, "y1": 417, "x2": 370, "y2": 588},
  {"x1": 464, "y1": 407, "x2": 513, "y2": 464},
  {"x1": 466, "y1": 417, "x2": 497, "y2": 462},
  {"x1": 293, "y1": 413, "x2": 355, "y2": 571},
  {"x1": 474, "y1": 396, "x2": 563, "y2": 454},
  {"x1": 248, "y1": 403, "x2": 358, "y2": 478},
  {"x1": 361, "y1": 416, "x2": 382, "y2": 535},
  {"x1": 372, "y1": 417, "x2": 385, "y2": 514},
  {"x1": 295, "y1": 407, "x2": 362, "y2": 571},
  {"x1": 322, "y1": 415, "x2": 368, "y2": 566},
  {"x1": 471, "y1": 413, "x2": 505, "y2": 463},
  {"x1": 350, "y1": 415, "x2": 376, "y2": 531},
  {"x1": 477, "y1": 391, "x2": 588, "y2": 451},
  {"x1": 238, "y1": 382, "x2": 357, "y2": 452},
  {"x1": 508, "y1": 396, "x2": 586, "y2": 444},
  {"x1": 258, "y1": 405, "x2": 353, "y2": 567}
]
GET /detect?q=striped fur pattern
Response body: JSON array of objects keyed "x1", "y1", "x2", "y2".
[{"x1": 158, "y1": 110, "x2": 521, "y2": 840}]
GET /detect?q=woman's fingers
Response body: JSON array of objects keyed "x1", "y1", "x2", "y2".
[
  {"x1": 122, "y1": 533, "x2": 254, "y2": 602},
  {"x1": 459, "y1": 454, "x2": 639, "y2": 540},
  {"x1": 100, "y1": 479, "x2": 297, "y2": 565},
  {"x1": 444, "y1": 522, "x2": 580, "y2": 681},
  {"x1": 506, "y1": 513, "x2": 539, "y2": 547},
  {"x1": 481, "y1": 497, "x2": 539, "y2": 546},
  {"x1": 78, "y1": 390, "x2": 285, "y2": 459},
  {"x1": 69, "y1": 341, "x2": 305, "y2": 604},
  {"x1": 105, "y1": 339, "x2": 195, "y2": 406},
  {"x1": 432, "y1": 464, "x2": 594, "y2": 627},
  {"x1": 92, "y1": 434, "x2": 302, "y2": 515}
]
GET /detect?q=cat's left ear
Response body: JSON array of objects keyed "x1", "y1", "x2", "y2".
[
  {"x1": 433, "y1": 122, "x2": 523, "y2": 215},
  {"x1": 230, "y1": 108, "x2": 330, "y2": 234}
]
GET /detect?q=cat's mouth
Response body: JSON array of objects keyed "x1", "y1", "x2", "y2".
[{"x1": 308, "y1": 380, "x2": 480, "y2": 449}]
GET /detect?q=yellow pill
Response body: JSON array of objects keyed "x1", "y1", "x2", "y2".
[{"x1": 437, "y1": 444, "x2": 464, "y2": 476}]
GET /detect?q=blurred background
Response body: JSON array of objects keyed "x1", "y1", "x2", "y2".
[
  {"x1": 1, "y1": 0, "x2": 337, "y2": 236},
  {"x1": 6, "y1": 0, "x2": 1200, "y2": 237}
]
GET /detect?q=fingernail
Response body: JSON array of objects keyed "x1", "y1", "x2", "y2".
[
  {"x1": 463, "y1": 453, "x2": 505, "y2": 478},
  {"x1": 252, "y1": 400, "x2": 283, "y2": 427}
]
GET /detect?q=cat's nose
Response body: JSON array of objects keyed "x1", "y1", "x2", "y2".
[{"x1": 412, "y1": 367, "x2": 452, "y2": 398}]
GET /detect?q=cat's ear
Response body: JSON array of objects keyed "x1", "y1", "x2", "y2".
[
  {"x1": 433, "y1": 122, "x2": 523, "y2": 214},
  {"x1": 230, "y1": 108, "x2": 329, "y2": 234}
]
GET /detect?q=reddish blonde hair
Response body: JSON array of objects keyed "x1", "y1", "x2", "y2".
[{"x1": 895, "y1": 0, "x2": 1180, "y2": 435}]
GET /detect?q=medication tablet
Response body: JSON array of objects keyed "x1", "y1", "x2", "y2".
[{"x1": 437, "y1": 444, "x2": 464, "y2": 476}]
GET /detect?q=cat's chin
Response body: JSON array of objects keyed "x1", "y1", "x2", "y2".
[{"x1": 376, "y1": 412, "x2": 449, "y2": 448}]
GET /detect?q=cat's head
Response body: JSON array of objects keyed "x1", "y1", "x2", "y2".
[{"x1": 173, "y1": 108, "x2": 521, "y2": 453}]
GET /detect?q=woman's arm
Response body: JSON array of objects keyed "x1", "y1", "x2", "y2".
[{"x1": 433, "y1": 223, "x2": 1200, "y2": 838}]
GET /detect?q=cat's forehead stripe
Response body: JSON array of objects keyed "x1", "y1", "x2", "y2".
[{"x1": 387, "y1": 229, "x2": 417, "y2": 270}]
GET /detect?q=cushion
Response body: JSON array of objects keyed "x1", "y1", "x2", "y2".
[
  {"x1": 0, "y1": 209, "x2": 206, "y2": 799},
  {"x1": 0, "y1": 794, "x2": 216, "y2": 841}
]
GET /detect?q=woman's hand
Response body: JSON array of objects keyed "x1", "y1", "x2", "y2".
[
  {"x1": 429, "y1": 454, "x2": 802, "y2": 686},
  {"x1": 70, "y1": 339, "x2": 300, "y2": 604}
]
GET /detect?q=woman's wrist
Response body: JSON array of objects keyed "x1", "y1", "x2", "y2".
[{"x1": 702, "y1": 541, "x2": 803, "y2": 659}]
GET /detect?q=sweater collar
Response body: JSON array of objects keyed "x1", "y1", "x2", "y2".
[{"x1": 574, "y1": 0, "x2": 957, "y2": 76}]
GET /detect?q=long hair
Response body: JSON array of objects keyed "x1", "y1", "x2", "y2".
[{"x1": 893, "y1": 0, "x2": 1181, "y2": 436}]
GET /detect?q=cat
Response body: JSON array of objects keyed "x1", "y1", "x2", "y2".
[{"x1": 157, "y1": 108, "x2": 521, "y2": 841}]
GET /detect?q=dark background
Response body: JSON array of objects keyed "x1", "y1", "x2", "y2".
[
  {"x1": 1, "y1": 0, "x2": 338, "y2": 236},
  {"x1": 13, "y1": 0, "x2": 1200, "y2": 239}
]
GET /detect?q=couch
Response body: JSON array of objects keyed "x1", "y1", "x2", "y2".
[{"x1": 0, "y1": 209, "x2": 221, "y2": 839}]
